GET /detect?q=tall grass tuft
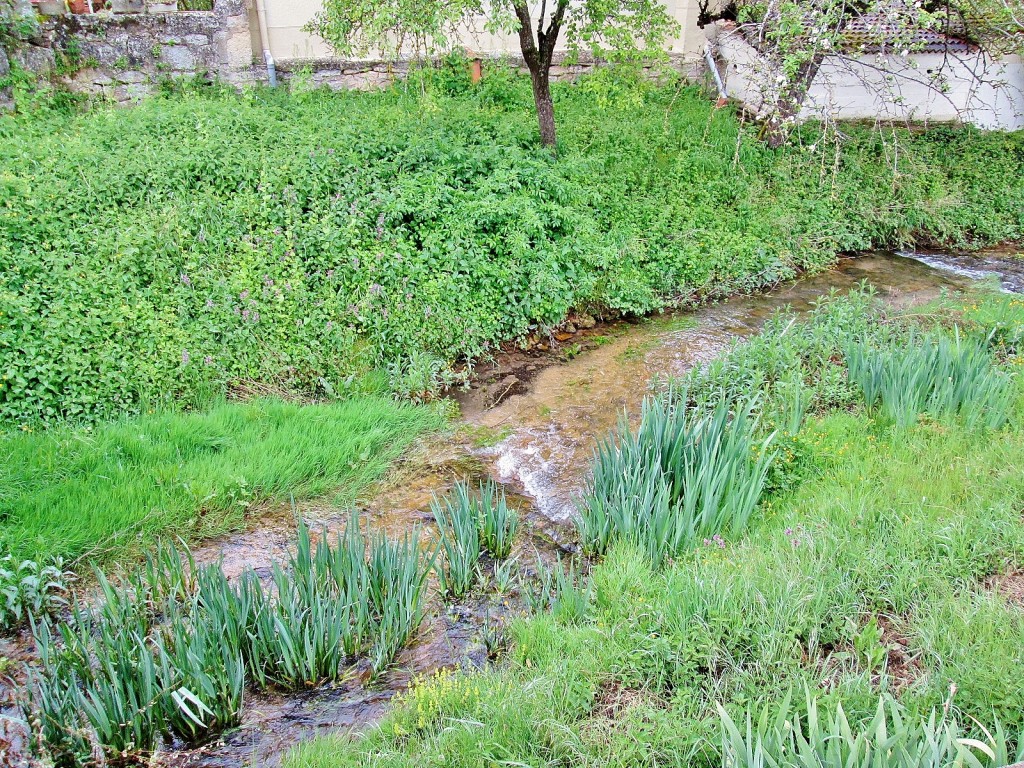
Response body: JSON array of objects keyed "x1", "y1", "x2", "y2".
[
  {"x1": 718, "y1": 689, "x2": 1024, "y2": 768},
  {"x1": 577, "y1": 393, "x2": 777, "y2": 566},
  {"x1": 846, "y1": 330, "x2": 1013, "y2": 429}
]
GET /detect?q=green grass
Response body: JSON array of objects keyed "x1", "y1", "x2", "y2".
[
  {"x1": 0, "y1": 397, "x2": 444, "y2": 564},
  {"x1": 283, "y1": 293, "x2": 1024, "y2": 768},
  {"x1": 1, "y1": 67, "x2": 1022, "y2": 425}
]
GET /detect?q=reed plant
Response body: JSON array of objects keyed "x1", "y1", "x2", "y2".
[
  {"x1": 477, "y1": 481, "x2": 518, "y2": 560},
  {"x1": 432, "y1": 483, "x2": 483, "y2": 598},
  {"x1": 522, "y1": 555, "x2": 591, "y2": 624},
  {"x1": 846, "y1": 330, "x2": 1013, "y2": 429},
  {"x1": 577, "y1": 393, "x2": 777, "y2": 566},
  {"x1": 23, "y1": 517, "x2": 433, "y2": 765},
  {"x1": 718, "y1": 689, "x2": 1024, "y2": 768}
]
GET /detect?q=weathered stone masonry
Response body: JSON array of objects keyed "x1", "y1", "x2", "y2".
[
  {"x1": 3, "y1": 0, "x2": 253, "y2": 106},
  {"x1": 2, "y1": 0, "x2": 705, "y2": 109}
]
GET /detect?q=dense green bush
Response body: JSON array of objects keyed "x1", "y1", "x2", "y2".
[{"x1": 2, "y1": 68, "x2": 1022, "y2": 425}]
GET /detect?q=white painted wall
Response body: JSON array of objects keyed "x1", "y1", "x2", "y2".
[
  {"x1": 716, "y1": 27, "x2": 1024, "y2": 131},
  {"x1": 259, "y1": 0, "x2": 718, "y2": 62}
]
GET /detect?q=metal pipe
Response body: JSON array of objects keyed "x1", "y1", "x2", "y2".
[
  {"x1": 254, "y1": 0, "x2": 277, "y2": 87},
  {"x1": 704, "y1": 42, "x2": 727, "y2": 99}
]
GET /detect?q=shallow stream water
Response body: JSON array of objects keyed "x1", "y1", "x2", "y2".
[{"x1": 3, "y1": 249, "x2": 1021, "y2": 768}]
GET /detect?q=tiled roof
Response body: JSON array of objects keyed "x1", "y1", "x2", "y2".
[{"x1": 842, "y1": 15, "x2": 976, "y2": 54}]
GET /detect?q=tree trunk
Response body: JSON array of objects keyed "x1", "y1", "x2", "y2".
[
  {"x1": 529, "y1": 69, "x2": 557, "y2": 148},
  {"x1": 513, "y1": 0, "x2": 566, "y2": 151},
  {"x1": 764, "y1": 53, "x2": 825, "y2": 149}
]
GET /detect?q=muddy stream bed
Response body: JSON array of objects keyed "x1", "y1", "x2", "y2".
[{"x1": 2, "y1": 250, "x2": 1021, "y2": 768}]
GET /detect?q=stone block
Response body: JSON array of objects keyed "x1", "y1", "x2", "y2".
[
  {"x1": 183, "y1": 34, "x2": 210, "y2": 46},
  {"x1": 116, "y1": 70, "x2": 148, "y2": 83},
  {"x1": 0, "y1": 47, "x2": 9, "y2": 79},
  {"x1": 112, "y1": 82, "x2": 154, "y2": 101},
  {"x1": 35, "y1": 0, "x2": 67, "y2": 15},
  {"x1": 160, "y1": 45, "x2": 197, "y2": 71},
  {"x1": 109, "y1": 0, "x2": 145, "y2": 11},
  {"x1": 12, "y1": 46, "x2": 55, "y2": 75}
]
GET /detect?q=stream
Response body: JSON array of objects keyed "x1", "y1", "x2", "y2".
[{"x1": 2, "y1": 249, "x2": 1021, "y2": 768}]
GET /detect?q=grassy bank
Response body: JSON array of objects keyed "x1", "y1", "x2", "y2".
[
  {"x1": 0, "y1": 396, "x2": 444, "y2": 565},
  {"x1": 2, "y1": 67, "x2": 1022, "y2": 425},
  {"x1": 285, "y1": 291, "x2": 1024, "y2": 768}
]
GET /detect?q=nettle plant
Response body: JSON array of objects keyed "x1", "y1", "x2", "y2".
[{"x1": 309, "y1": 0, "x2": 679, "y2": 148}]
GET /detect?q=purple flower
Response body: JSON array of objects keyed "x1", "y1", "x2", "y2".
[
  {"x1": 791, "y1": 539, "x2": 801, "y2": 547},
  {"x1": 252, "y1": 311, "x2": 260, "y2": 323},
  {"x1": 328, "y1": 268, "x2": 336, "y2": 278},
  {"x1": 325, "y1": 321, "x2": 333, "y2": 331},
  {"x1": 205, "y1": 299, "x2": 215, "y2": 309},
  {"x1": 784, "y1": 528, "x2": 794, "y2": 536},
  {"x1": 180, "y1": 273, "x2": 191, "y2": 287},
  {"x1": 240, "y1": 290, "x2": 250, "y2": 300},
  {"x1": 369, "y1": 283, "x2": 382, "y2": 296},
  {"x1": 242, "y1": 309, "x2": 250, "y2": 320},
  {"x1": 203, "y1": 355, "x2": 214, "y2": 365},
  {"x1": 181, "y1": 350, "x2": 190, "y2": 364}
]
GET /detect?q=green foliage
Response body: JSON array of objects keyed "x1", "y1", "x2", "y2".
[
  {"x1": 477, "y1": 480, "x2": 518, "y2": 559},
  {"x1": 2, "y1": 77, "x2": 1021, "y2": 425},
  {"x1": 24, "y1": 520, "x2": 433, "y2": 765},
  {"x1": 521, "y1": 554, "x2": 592, "y2": 624},
  {"x1": 431, "y1": 482, "x2": 482, "y2": 598},
  {"x1": 577, "y1": 393, "x2": 777, "y2": 566},
  {"x1": 431, "y1": 479, "x2": 518, "y2": 597},
  {"x1": 0, "y1": 553, "x2": 71, "y2": 630},
  {"x1": 309, "y1": 0, "x2": 678, "y2": 66},
  {"x1": 718, "y1": 689, "x2": 1024, "y2": 768},
  {"x1": 0, "y1": 397, "x2": 444, "y2": 565},
  {"x1": 280, "y1": 292, "x2": 1024, "y2": 768},
  {"x1": 846, "y1": 331, "x2": 1014, "y2": 429},
  {"x1": 683, "y1": 288, "x2": 892, "y2": 417}
]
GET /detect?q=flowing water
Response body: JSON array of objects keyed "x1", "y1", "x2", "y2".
[{"x1": 3, "y1": 250, "x2": 1022, "y2": 768}]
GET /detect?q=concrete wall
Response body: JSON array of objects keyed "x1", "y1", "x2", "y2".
[
  {"x1": 716, "y1": 26, "x2": 1024, "y2": 131},
  {"x1": 259, "y1": 0, "x2": 717, "y2": 64}
]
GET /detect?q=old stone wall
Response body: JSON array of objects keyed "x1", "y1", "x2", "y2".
[
  {"x1": 266, "y1": 53, "x2": 703, "y2": 92},
  {"x1": 2, "y1": 0, "x2": 253, "y2": 105},
  {"x1": 2, "y1": 0, "x2": 706, "y2": 109}
]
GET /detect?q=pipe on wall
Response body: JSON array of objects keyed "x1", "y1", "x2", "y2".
[
  {"x1": 254, "y1": 0, "x2": 277, "y2": 86},
  {"x1": 704, "y1": 42, "x2": 727, "y2": 100}
]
